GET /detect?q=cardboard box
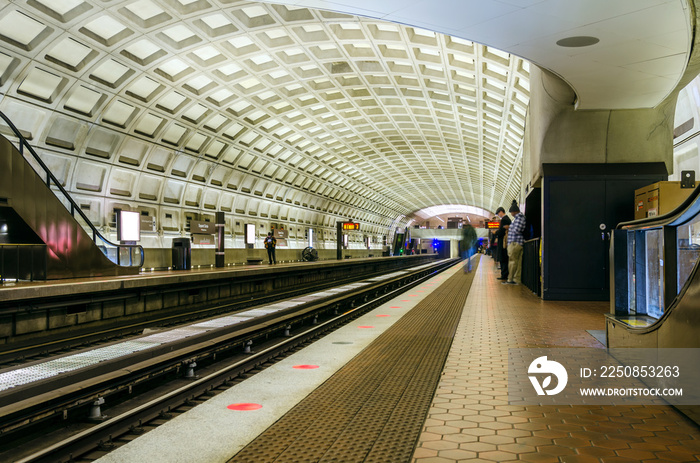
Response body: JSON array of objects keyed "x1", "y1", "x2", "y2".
[
  {"x1": 634, "y1": 181, "x2": 697, "y2": 220},
  {"x1": 634, "y1": 191, "x2": 647, "y2": 220}
]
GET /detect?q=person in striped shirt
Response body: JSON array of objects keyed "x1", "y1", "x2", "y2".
[{"x1": 503, "y1": 202, "x2": 526, "y2": 285}]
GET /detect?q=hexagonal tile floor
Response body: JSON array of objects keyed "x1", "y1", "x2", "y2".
[{"x1": 412, "y1": 258, "x2": 700, "y2": 463}]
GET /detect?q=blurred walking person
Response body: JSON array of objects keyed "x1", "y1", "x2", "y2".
[{"x1": 462, "y1": 223, "x2": 477, "y2": 273}]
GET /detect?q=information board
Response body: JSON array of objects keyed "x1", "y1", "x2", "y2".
[{"x1": 190, "y1": 220, "x2": 215, "y2": 234}]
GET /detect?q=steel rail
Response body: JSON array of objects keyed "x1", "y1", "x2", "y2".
[
  {"x1": 0, "y1": 258, "x2": 433, "y2": 364},
  {"x1": 6, "y1": 259, "x2": 458, "y2": 463}
]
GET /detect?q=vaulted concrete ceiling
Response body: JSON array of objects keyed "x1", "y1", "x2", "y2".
[
  {"x1": 0, "y1": 0, "x2": 692, "y2": 232},
  {"x1": 260, "y1": 0, "x2": 692, "y2": 110}
]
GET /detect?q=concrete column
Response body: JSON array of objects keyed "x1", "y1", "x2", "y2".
[
  {"x1": 523, "y1": 67, "x2": 677, "y2": 190},
  {"x1": 450, "y1": 239, "x2": 460, "y2": 258}
]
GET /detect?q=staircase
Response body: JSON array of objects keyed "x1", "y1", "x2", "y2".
[{"x1": 0, "y1": 112, "x2": 142, "y2": 279}]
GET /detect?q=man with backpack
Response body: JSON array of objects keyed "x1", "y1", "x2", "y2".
[
  {"x1": 495, "y1": 207, "x2": 511, "y2": 281},
  {"x1": 264, "y1": 232, "x2": 277, "y2": 265},
  {"x1": 503, "y1": 202, "x2": 526, "y2": 285}
]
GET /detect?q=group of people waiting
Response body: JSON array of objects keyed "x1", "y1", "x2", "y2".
[{"x1": 494, "y1": 201, "x2": 526, "y2": 285}]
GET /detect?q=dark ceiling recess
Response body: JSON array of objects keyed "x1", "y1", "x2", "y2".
[{"x1": 556, "y1": 36, "x2": 600, "y2": 48}]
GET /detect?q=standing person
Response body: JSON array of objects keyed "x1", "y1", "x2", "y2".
[
  {"x1": 489, "y1": 231, "x2": 498, "y2": 258},
  {"x1": 462, "y1": 223, "x2": 477, "y2": 273},
  {"x1": 264, "y1": 232, "x2": 277, "y2": 264},
  {"x1": 503, "y1": 202, "x2": 526, "y2": 285},
  {"x1": 495, "y1": 207, "x2": 511, "y2": 281}
]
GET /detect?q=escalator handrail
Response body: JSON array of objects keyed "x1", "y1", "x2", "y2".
[
  {"x1": 616, "y1": 182, "x2": 700, "y2": 230},
  {"x1": 0, "y1": 110, "x2": 144, "y2": 268},
  {"x1": 612, "y1": 181, "x2": 700, "y2": 334}
]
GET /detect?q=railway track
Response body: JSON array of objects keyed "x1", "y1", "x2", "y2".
[
  {"x1": 0, "y1": 259, "x2": 431, "y2": 367},
  {"x1": 0, "y1": 258, "x2": 458, "y2": 463}
]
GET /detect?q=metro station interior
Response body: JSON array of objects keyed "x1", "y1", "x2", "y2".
[{"x1": 1, "y1": 0, "x2": 700, "y2": 462}]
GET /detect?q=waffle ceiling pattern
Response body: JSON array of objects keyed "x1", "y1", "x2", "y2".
[{"x1": 0, "y1": 0, "x2": 529, "y2": 227}]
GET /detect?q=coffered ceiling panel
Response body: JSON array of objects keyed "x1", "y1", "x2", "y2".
[{"x1": 7, "y1": 0, "x2": 673, "y2": 224}]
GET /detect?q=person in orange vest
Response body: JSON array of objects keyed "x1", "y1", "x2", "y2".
[{"x1": 264, "y1": 232, "x2": 277, "y2": 264}]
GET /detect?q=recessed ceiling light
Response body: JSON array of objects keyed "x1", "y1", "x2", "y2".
[{"x1": 556, "y1": 36, "x2": 600, "y2": 47}]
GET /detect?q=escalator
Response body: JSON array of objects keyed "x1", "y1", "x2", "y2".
[
  {"x1": 607, "y1": 181, "x2": 700, "y2": 348},
  {"x1": 0, "y1": 111, "x2": 143, "y2": 279}
]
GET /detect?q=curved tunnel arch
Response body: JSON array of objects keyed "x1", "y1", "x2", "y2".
[{"x1": 0, "y1": 1, "x2": 691, "y2": 253}]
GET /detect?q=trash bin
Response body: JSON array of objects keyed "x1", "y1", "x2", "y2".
[{"x1": 172, "y1": 237, "x2": 191, "y2": 270}]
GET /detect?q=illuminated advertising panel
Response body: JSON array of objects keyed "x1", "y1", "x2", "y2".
[
  {"x1": 117, "y1": 210, "x2": 140, "y2": 242},
  {"x1": 245, "y1": 224, "x2": 256, "y2": 244}
]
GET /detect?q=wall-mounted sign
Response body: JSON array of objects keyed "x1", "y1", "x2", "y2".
[
  {"x1": 192, "y1": 234, "x2": 214, "y2": 245},
  {"x1": 117, "y1": 210, "x2": 140, "y2": 242},
  {"x1": 141, "y1": 216, "x2": 156, "y2": 232},
  {"x1": 342, "y1": 222, "x2": 359, "y2": 231},
  {"x1": 190, "y1": 220, "x2": 215, "y2": 235},
  {"x1": 273, "y1": 227, "x2": 287, "y2": 239}
]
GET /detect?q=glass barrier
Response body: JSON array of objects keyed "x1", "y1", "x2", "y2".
[
  {"x1": 626, "y1": 232, "x2": 637, "y2": 315},
  {"x1": 644, "y1": 229, "x2": 664, "y2": 318},
  {"x1": 617, "y1": 228, "x2": 664, "y2": 319},
  {"x1": 677, "y1": 215, "x2": 700, "y2": 293}
]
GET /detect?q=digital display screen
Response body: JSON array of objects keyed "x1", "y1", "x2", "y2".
[
  {"x1": 245, "y1": 224, "x2": 256, "y2": 244},
  {"x1": 117, "y1": 210, "x2": 141, "y2": 242},
  {"x1": 487, "y1": 221, "x2": 501, "y2": 229},
  {"x1": 342, "y1": 222, "x2": 359, "y2": 230}
]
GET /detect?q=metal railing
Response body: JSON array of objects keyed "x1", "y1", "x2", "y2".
[
  {"x1": 0, "y1": 111, "x2": 143, "y2": 268},
  {"x1": 522, "y1": 238, "x2": 541, "y2": 296}
]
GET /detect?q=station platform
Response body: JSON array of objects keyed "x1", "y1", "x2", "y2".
[
  {"x1": 94, "y1": 257, "x2": 700, "y2": 463},
  {"x1": 0, "y1": 255, "x2": 421, "y2": 303}
]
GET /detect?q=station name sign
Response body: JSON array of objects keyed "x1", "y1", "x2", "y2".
[
  {"x1": 341, "y1": 222, "x2": 360, "y2": 231},
  {"x1": 190, "y1": 220, "x2": 215, "y2": 235}
]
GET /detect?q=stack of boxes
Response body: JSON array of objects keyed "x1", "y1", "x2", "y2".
[{"x1": 634, "y1": 181, "x2": 697, "y2": 220}]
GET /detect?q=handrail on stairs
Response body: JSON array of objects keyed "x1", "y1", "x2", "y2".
[{"x1": 0, "y1": 111, "x2": 144, "y2": 268}]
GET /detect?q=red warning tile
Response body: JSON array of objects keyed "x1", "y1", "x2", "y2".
[
  {"x1": 228, "y1": 403, "x2": 262, "y2": 411},
  {"x1": 358, "y1": 325, "x2": 374, "y2": 329},
  {"x1": 376, "y1": 314, "x2": 390, "y2": 317},
  {"x1": 293, "y1": 365, "x2": 320, "y2": 369},
  {"x1": 390, "y1": 306, "x2": 401, "y2": 308}
]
